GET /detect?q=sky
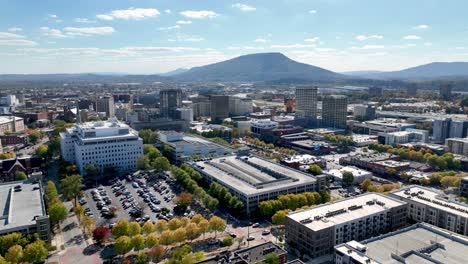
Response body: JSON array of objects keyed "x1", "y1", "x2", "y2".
[{"x1": 0, "y1": 0, "x2": 468, "y2": 74}]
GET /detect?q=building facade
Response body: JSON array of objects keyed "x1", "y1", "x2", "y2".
[
  {"x1": 446, "y1": 137, "x2": 468, "y2": 156},
  {"x1": 160, "y1": 88, "x2": 182, "y2": 119},
  {"x1": 321, "y1": 95, "x2": 348, "y2": 129},
  {"x1": 210, "y1": 95, "x2": 230, "y2": 122},
  {"x1": 0, "y1": 116, "x2": 25, "y2": 135},
  {"x1": 96, "y1": 96, "x2": 115, "y2": 118},
  {"x1": 295, "y1": 86, "x2": 318, "y2": 120},
  {"x1": 60, "y1": 119, "x2": 143, "y2": 175}
]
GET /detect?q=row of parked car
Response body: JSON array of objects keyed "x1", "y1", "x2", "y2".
[{"x1": 91, "y1": 186, "x2": 115, "y2": 218}]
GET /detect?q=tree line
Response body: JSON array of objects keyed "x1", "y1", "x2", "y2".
[
  {"x1": 259, "y1": 191, "x2": 331, "y2": 218},
  {"x1": 0, "y1": 233, "x2": 48, "y2": 264}
]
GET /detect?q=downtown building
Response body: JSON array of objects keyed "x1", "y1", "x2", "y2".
[
  {"x1": 285, "y1": 193, "x2": 407, "y2": 259},
  {"x1": 321, "y1": 95, "x2": 348, "y2": 129},
  {"x1": 96, "y1": 96, "x2": 115, "y2": 118},
  {"x1": 60, "y1": 118, "x2": 143, "y2": 175},
  {"x1": 295, "y1": 86, "x2": 318, "y2": 125},
  {"x1": 160, "y1": 88, "x2": 182, "y2": 119},
  {"x1": 390, "y1": 186, "x2": 468, "y2": 236}
]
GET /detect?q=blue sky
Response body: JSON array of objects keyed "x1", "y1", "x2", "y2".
[{"x1": 0, "y1": 0, "x2": 467, "y2": 74}]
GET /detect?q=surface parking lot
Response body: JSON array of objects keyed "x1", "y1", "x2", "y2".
[{"x1": 81, "y1": 172, "x2": 181, "y2": 226}]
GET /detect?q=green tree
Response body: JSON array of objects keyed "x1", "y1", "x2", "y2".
[
  {"x1": 60, "y1": 175, "x2": 84, "y2": 206},
  {"x1": 208, "y1": 216, "x2": 226, "y2": 238},
  {"x1": 128, "y1": 221, "x2": 141, "y2": 237},
  {"x1": 271, "y1": 209, "x2": 291, "y2": 225},
  {"x1": 319, "y1": 191, "x2": 331, "y2": 203},
  {"x1": 263, "y1": 252, "x2": 279, "y2": 264},
  {"x1": 48, "y1": 201, "x2": 68, "y2": 225},
  {"x1": 114, "y1": 236, "x2": 132, "y2": 255},
  {"x1": 23, "y1": 240, "x2": 48, "y2": 264},
  {"x1": 142, "y1": 221, "x2": 155, "y2": 235},
  {"x1": 146, "y1": 233, "x2": 159, "y2": 248},
  {"x1": 131, "y1": 234, "x2": 145, "y2": 251},
  {"x1": 151, "y1": 156, "x2": 170, "y2": 172},
  {"x1": 342, "y1": 171, "x2": 354, "y2": 186},
  {"x1": 74, "y1": 205, "x2": 85, "y2": 222},
  {"x1": 5, "y1": 245, "x2": 23, "y2": 263},
  {"x1": 35, "y1": 145, "x2": 49, "y2": 159},
  {"x1": 308, "y1": 164, "x2": 323, "y2": 176},
  {"x1": 112, "y1": 220, "x2": 130, "y2": 238},
  {"x1": 15, "y1": 171, "x2": 27, "y2": 181},
  {"x1": 159, "y1": 230, "x2": 175, "y2": 245},
  {"x1": 135, "y1": 253, "x2": 148, "y2": 264},
  {"x1": 28, "y1": 130, "x2": 42, "y2": 144},
  {"x1": 222, "y1": 236, "x2": 234, "y2": 247}
]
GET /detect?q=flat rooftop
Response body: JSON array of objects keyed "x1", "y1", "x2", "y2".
[
  {"x1": 193, "y1": 155, "x2": 317, "y2": 196},
  {"x1": 338, "y1": 223, "x2": 468, "y2": 264},
  {"x1": 0, "y1": 181, "x2": 46, "y2": 231},
  {"x1": 288, "y1": 193, "x2": 405, "y2": 231},
  {"x1": 327, "y1": 166, "x2": 371, "y2": 178},
  {"x1": 391, "y1": 186, "x2": 468, "y2": 218}
]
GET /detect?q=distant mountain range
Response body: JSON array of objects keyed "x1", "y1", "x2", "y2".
[
  {"x1": 172, "y1": 52, "x2": 345, "y2": 82},
  {"x1": 341, "y1": 62, "x2": 468, "y2": 80},
  {"x1": 1, "y1": 53, "x2": 468, "y2": 83}
]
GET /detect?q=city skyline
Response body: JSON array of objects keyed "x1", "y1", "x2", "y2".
[{"x1": 1, "y1": 0, "x2": 468, "y2": 74}]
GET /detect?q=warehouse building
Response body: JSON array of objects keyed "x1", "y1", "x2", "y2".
[{"x1": 191, "y1": 155, "x2": 326, "y2": 214}]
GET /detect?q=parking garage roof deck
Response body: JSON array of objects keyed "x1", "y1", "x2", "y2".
[
  {"x1": 193, "y1": 155, "x2": 318, "y2": 196},
  {"x1": 288, "y1": 193, "x2": 405, "y2": 231}
]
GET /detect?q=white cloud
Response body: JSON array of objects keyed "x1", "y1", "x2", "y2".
[
  {"x1": 227, "y1": 46, "x2": 264, "y2": 50},
  {"x1": 355, "y1": 35, "x2": 383, "y2": 41},
  {"x1": 75, "y1": 18, "x2": 95, "y2": 23},
  {"x1": 40, "y1": 27, "x2": 67, "y2": 38},
  {"x1": 64, "y1": 27, "x2": 115, "y2": 35},
  {"x1": 309, "y1": 10, "x2": 317, "y2": 14},
  {"x1": 232, "y1": 3, "x2": 256, "y2": 12},
  {"x1": 350, "y1": 45, "x2": 385, "y2": 50},
  {"x1": 7, "y1": 27, "x2": 22, "y2": 32},
  {"x1": 414, "y1": 24, "x2": 429, "y2": 30},
  {"x1": 180, "y1": 10, "x2": 218, "y2": 19},
  {"x1": 304, "y1": 37, "x2": 320, "y2": 43},
  {"x1": 424, "y1": 42, "x2": 433, "y2": 46},
  {"x1": 164, "y1": 9, "x2": 171, "y2": 14},
  {"x1": 176, "y1": 20, "x2": 192, "y2": 25},
  {"x1": 270, "y1": 44, "x2": 315, "y2": 49},
  {"x1": 0, "y1": 39, "x2": 37, "y2": 46},
  {"x1": 254, "y1": 38, "x2": 268, "y2": 43},
  {"x1": 97, "y1": 8, "x2": 160, "y2": 20},
  {"x1": 0, "y1": 32, "x2": 25, "y2": 38},
  {"x1": 158, "y1": 25, "x2": 181, "y2": 31},
  {"x1": 47, "y1": 14, "x2": 62, "y2": 23},
  {"x1": 403, "y1": 35, "x2": 422, "y2": 40},
  {"x1": 168, "y1": 37, "x2": 204, "y2": 42}
]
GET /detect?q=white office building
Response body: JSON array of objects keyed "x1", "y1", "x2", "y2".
[{"x1": 60, "y1": 118, "x2": 143, "y2": 175}]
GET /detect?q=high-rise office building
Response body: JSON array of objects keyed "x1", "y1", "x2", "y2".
[
  {"x1": 353, "y1": 104, "x2": 376, "y2": 121},
  {"x1": 322, "y1": 95, "x2": 348, "y2": 129},
  {"x1": 96, "y1": 96, "x2": 115, "y2": 118},
  {"x1": 445, "y1": 138, "x2": 468, "y2": 156},
  {"x1": 160, "y1": 88, "x2": 182, "y2": 118},
  {"x1": 210, "y1": 95, "x2": 229, "y2": 122},
  {"x1": 295, "y1": 86, "x2": 318, "y2": 120},
  {"x1": 432, "y1": 117, "x2": 451, "y2": 143},
  {"x1": 449, "y1": 119, "x2": 468, "y2": 138},
  {"x1": 440, "y1": 83, "x2": 453, "y2": 100}
]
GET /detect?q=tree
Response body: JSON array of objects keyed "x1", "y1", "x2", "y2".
[
  {"x1": 168, "y1": 218, "x2": 182, "y2": 231},
  {"x1": 272, "y1": 209, "x2": 291, "y2": 225},
  {"x1": 45, "y1": 181, "x2": 59, "y2": 204},
  {"x1": 176, "y1": 192, "x2": 193, "y2": 209},
  {"x1": 308, "y1": 164, "x2": 322, "y2": 176},
  {"x1": 5, "y1": 245, "x2": 23, "y2": 263},
  {"x1": 60, "y1": 175, "x2": 84, "y2": 206},
  {"x1": 148, "y1": 244, "x2": 165, "y2": 262},
  {"x1": 112, "y1": 220, "x2": 130, "y2": 238},
  {"x1": 263, "y1": 253, "x2": 280, "y2": 264},
  {"x1": 198, "y1": 219, "x2": 209, "y2": 239},
  {"x1": 146, "y1": 233, "x2": 159, "y2": 248},
  {"x1": 342, "y1": 171, "x2": 354, "y2": 186},
  {"x1": 208, "y1": 216, "x2": 226, "y2": 238},
  {"x1": 155, "y1": 219, "x2": 168, "y2": 233},
  {"x1": 222, "y1": 236, "x2": 234, "y2": 247},
  {"x1": 128, "y1": 221, "x2": 141, "y2": 237},
  {"x1": 84, "y1": 164, "x2": 99, "y2": 177},
  {"x1": 48, "y1": 201, "x2": 68, "y2": 225},
  {"x1": 159, "y1": 230, "x2": 175, "y2": 245},
  {"x1": 135, "y1": 253, "x2": 148, "y2": 264},
  {"x1": 28, "y1": 130, "x2": 42, "y2": 144},
  {"x1": 185, "y1": 222, "x2": 200, "y2": 241},
  {"x1": 131, "y1": 234, "x2": 145, "y2": 251},
  {"x1": 114, "y1": 236, "x2": 132, "y2": 255},
  {"x1": 23, "y1": 240, "x2": 48, "y2": 264},
  {"x1": 360, "y1": 178, "x2": 372, "y2": 191},
  {"x1": 174, "y1": 228, "x2": 187, "y2": 244},
  {"x1": 142, "y1": 221, "x2": 155, "y2": 234},
  {"x1": 15, "y1": 171, "x2": 27, "y2": 181},
  {"x1": 74, "y1": 205, "x2": 85, "y2": 222},
  {"x1": 0, "y1": 152, "x2": 15, "y2": 160},
  {"x1": 82, "y1": 216, "x2": 95, "y2": 236},
  {"x1": 93, "y1": 226, "x2": 111, "y2": 245},
  {"x1": 319, "y1": 191, "x2": 331, "y2": 203},
  {"x1": 151, "y1": 156, "x2": 170, "y2": 172},
  {"x1": 137, "y1": 156, "x2": 150, "y2": 170},
  {"x1": 35, "y1": 145, "x2": 49, "y2": 159}
]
